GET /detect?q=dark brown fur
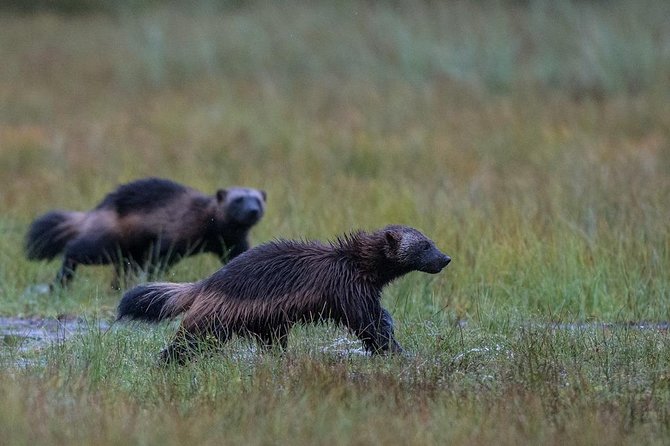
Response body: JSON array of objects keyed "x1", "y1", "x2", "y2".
[
  {"x1": 118, "y1": 225, "x2": 451, "y2": 363},
  {"x1": 25, "y1": 178, "x2": 266, "y2": 287}
]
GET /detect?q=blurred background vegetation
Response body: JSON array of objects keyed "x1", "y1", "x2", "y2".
[{"x1": 2, "y1": 0, "x2": 669, "y2": 94}]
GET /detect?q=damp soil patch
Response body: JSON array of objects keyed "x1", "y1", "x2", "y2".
[{"x1": 0, "y1": 316, "x2": 110, "y2": 367}]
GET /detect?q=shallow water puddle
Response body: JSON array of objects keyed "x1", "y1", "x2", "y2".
[
  {"x1": 546, "y1": 321, "x2": 670, "y2": 332},
  {"x1": 0, "y1": 316, "x2": 109, "y2": 356},
  {"x1": 322, "y1": 337, "x2": 369, "y2": 357}
]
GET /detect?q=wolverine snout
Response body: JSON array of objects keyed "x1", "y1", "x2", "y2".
[
  {"x1": 247, "y1": 207, "x2": 261, "y2": 220},
  {"x1": 241, "y1": 207, "x2": 262, "y2": 225},
  {"x1": 420, "y1": 252, "x2": 451, "y2": 274},
  {"x1": 432, "y1": 253, "x2": 451, "y2": 273}
]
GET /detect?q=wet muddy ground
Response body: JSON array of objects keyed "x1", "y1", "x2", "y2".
[
  {"x1": 0, "y1": 316, "x2": 110, "y2": 366},
  {"x1": 0, "y1": 316, "x2": 370, "y2": 366},
  {"x1": 0, "y1": 317, "x2": 667, "y2": 368}
]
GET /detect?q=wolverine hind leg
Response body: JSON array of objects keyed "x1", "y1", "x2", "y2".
[
  {"x1": 55, "y1": 234, "x2": 118, "y2": 287},
  {"x1": 55, "y1": 257, "x2": 78, "y2": 288},
  {"x1": 255, "y1": 323, "x2": 290, "y2": 352},
  {"x1": 161, "y1": 323, "x2": 232, "y2": 365}
]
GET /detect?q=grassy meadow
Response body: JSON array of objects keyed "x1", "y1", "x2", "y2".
[{"x1": 1, "y1": 1, "x2": 669, "y2": 444}]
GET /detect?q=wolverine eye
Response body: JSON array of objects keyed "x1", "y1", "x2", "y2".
[{"x1": 420, "y1": 241, "x2": 431, "y2": 251}]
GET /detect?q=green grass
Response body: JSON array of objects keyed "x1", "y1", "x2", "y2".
[
  {"x1": 2, "y1": 323, "x2": 669, "y2": 445},
  {"x1": 0, "y1": 0, "x2": 669, "y2": 444}
]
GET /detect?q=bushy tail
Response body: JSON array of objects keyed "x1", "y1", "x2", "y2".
[
  {"x1": 117, "y1": 282, "x2": 197, "y2": 322},
  {"x1": 25, "y1": 211, "x2": 80, "y2": 260}
]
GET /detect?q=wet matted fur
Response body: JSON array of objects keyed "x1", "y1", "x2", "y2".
[
  {"x1": 25, "y1": 177, "x2": 266, "y2": 287},
  {"x1": 118, "y1": 225, "x2": 451, "y2": 364}
]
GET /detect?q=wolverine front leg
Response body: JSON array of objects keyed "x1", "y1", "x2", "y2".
[
  {"x1": 379, "y1": 307, "x2": 404, "y2": 354},
  {"x1": 348, "y1": 306, "x2": 404, "y2": 355}
]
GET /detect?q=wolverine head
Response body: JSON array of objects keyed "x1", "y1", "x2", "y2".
[
  {"x1": 217, "y1": 187, "x2": 267, "y2": 227},
  {"x1": 381, "y1": 225, "x2": 451, "y2": 274}
]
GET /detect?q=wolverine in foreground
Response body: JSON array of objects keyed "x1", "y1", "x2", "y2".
[{"x1": 118, "y1": 225, "x2": 451, "y2": 363}]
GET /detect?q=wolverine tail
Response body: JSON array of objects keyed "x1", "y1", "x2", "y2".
[
  {"x1": 25, "y1": 211, "x2": 81, "y2": 260},
  {"x1": 117, "y1": 282, "x2": 197, "y2": 322}
]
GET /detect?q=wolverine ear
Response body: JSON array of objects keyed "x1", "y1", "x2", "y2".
[
  {"x1": 260, "y1": 190, "x2": 267, "y2": 202},
  {"x1": 216, "y1": 189, "x2": 227, "y2": 203},
  {"x1": 384, "y1": 229, "x2": 401, "y2": 252}
]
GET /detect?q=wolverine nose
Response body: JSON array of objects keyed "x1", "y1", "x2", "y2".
[
  {"x1": 443, "y1": 255, "x2": 451, "y2": 266},
  {"x1": 248, "y1": 208, "x2": 260, "y2": 219}
]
